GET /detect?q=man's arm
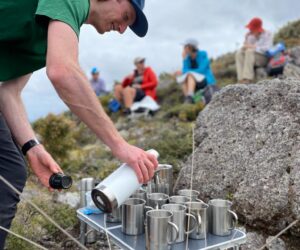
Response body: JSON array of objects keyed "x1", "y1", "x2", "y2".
[
  {"x1": 0, "y1": 74, "x2": 62, "y2": 190},
  {"x1": 46, "y1": 21, "x2": 157, "y2": 183}
]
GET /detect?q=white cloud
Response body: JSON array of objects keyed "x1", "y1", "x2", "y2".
[{"x1": 22, "y1": 0, "x2": 300, "y2": 121}]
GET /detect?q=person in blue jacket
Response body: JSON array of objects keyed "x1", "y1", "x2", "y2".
[{"x1": 176, "y1": 38, "x2": 216, "y2": 104}]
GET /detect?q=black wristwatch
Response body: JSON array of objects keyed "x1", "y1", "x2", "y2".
[{"x1": 21, "y1": 139, "x2": 40, "y2": 156}]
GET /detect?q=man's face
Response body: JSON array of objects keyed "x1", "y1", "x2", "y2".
[
  {"x1": 135, "y1": 61, "x2": 145, "y2": 72},
  {"x1": 94, "y1": 0, "x2": 136, "y2": 34},
  {"x1": 92, "y1": 73, "x2": 99, "y2": 81}
]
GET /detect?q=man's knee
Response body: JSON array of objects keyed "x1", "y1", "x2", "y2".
[
  {"x1": 245, "y1": 48, "x2": 255, "y2": 56},
  {"x1": 186, "y1": 73, "x2": 196, "y2": 83}
]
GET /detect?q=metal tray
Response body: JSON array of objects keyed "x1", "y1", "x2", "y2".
[{"x1": 77, "y1": 208, "x2": 246, "y2": 250}]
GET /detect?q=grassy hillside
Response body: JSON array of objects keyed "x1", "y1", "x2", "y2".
[{"x1": 6, "y1": 18, "x2": 300, "y2": 250}]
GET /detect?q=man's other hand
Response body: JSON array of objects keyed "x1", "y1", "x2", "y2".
[{"x1": 27, "y1": 144, "x2": 63, "y2": 191}]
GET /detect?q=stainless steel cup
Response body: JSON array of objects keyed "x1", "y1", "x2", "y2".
[
  {"x1": 185, "y1": 201, "x2": 209, "y2": 240},
  {"x1": 162, "y1": 204, "x2": 197, "y2": 243},
  {"x1": 147, "y1": 193, "x2": 169, "y2": 209},
  {"x1": 208, "y1": 199, "x2": 238, "y2": 236},
  {"x1": 121, "y1": 198, "x2": 151, "y2": 235},
  {"x1": 152, "y1": 164, "x2": 173, "y2": 195},
  {"x1": 178, "y1": 189, "x2": 203, "y2": 202},
  {"x1": 145, "y1": 210, "x2": 179, "y2": 250},
  {"x1": 106, "y1": 206, "x2": 122, "y2": 223},
  {"x1": 169, "y1": 195, "x2": 191, "y2": 205},
  {"x1": 130, "y1": 188, "x2": 147, "y2": 202}
]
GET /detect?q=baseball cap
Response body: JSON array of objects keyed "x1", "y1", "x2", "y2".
[
  {"x1": 129, "y1": 0, "x2": 148, "y2": 37},
  {"x1": 91, "y1": 67, "x2": 99, "y2": 74},
  {"x1": 246, "y1": 17, "x2": 264, "y2": 33},
  {"x1": 182, "y1": 38, "x2": 199, "y2": 48},
  {"x1": 134, "y1": 57, "x2": 145, "y2": 64}
]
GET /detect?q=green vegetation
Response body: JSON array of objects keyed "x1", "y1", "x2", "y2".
[
  {"x1": 274, "y1": 19, "x2": 300, "y2": 48},
  {"x1": 6, "y1": 198, "x2": 76, "y2": 250}
]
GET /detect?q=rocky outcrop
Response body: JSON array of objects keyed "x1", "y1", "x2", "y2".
[{"x1": 177, "y1": 78, "x2": 300, "y2": 236}]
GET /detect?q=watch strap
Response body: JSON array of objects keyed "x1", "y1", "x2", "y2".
[{"x1": 22, "y1": 139, "x2": 40, "y2": 156}]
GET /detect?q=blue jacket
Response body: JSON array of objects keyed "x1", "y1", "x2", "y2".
[{"x1": 182, "y1": 50, "x2": 216, "y2": 85}]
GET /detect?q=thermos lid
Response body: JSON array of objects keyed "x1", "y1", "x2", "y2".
[{"x1": 91, "y1": 185, "x2": 118, "y2": 213}]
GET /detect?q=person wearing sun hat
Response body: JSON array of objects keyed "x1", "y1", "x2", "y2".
[
  {"x1": 235, "y1": 17, "x2": 273, "y2": 83},
  {"x1": 0, "y1": 0, "x2": 158, "y2": 248}
]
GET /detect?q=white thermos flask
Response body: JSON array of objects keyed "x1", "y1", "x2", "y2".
[{"x1": 92, "y1": 149, "x2": 159, "y2": 213}]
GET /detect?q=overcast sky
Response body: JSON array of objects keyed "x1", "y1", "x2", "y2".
[{"x1": 22, "y1": 0, "x2": 300, "y2": 121}]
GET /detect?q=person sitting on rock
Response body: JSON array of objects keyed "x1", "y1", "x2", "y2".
[
  {"x1": 89, "y1": 67, "x2": 107, "y2": 96},
  {"x1": 175, "y1": 38, "x2": 216, "y2": 104},
  {"x1": 235, "y1": 17, "x2": 273, "y2": 84},
  {"x1": 114, "y1": 57, "x2": 158, "y2": 115}
]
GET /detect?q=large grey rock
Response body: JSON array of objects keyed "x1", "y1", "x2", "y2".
[
  {"x1": 266, "y1": 236, "x2": 286, "y2": 250},
  {"x1": 177, "y1": 78, "x2": 300, "y2": 235},
  {"x1": 240, "y1": 232, "x2": 266, "y2": 250},
  {"x1": 289, "y1": 46, "x2": 300, "y2": 67},
  {"x1": 283, "y1": 63, "x2": 300, "y2": 78}
]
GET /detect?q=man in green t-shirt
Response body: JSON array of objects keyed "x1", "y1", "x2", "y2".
[{"x1": 0, "y1": 0, "x2": 158, "y2": 248}]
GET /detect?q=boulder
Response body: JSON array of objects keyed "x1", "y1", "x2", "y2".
[
  {"x1": 240, "y1": 232, "x2": 266, "y2": 250},
  {"x1": 266, "y1": 236, "x2": 287, "y2": 250},
  {"x1": 283, "y1": 63, "x2": 300, "y2": 78},
  {"x1": 289, "y1": 46, "x2": 300, "y2": 67},
  {"x1": 177, "y1": 78, "x2": 300, "y2": 235}
]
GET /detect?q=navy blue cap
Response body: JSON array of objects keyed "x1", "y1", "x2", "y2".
[{"x1": 129, "y1": 0, "x2": 148, "y2": 37}]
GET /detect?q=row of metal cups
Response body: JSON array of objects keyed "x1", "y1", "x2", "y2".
[{"x1": 106, "y1": 189, "x2": 238, "y2": 249}]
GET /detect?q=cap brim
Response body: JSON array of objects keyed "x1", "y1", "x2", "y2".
[{"x1": 130, "y1": 1, "x2": 148, "y2": 37}]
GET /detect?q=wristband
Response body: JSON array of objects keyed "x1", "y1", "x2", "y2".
[{"x1": 21, "y1": 139, "x2": 40, "y2": 156}]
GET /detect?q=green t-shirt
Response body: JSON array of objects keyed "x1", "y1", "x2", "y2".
[{"x1": 0, "y1": 0, "x2": 89, "y2": 81}]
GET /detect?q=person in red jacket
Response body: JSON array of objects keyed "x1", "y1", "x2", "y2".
[{"x1": 114, "y1": 57, "x2": 158, "y2": 115}]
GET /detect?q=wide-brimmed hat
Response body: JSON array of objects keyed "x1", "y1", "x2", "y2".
[
  {"x1": 246, "y1": 17, "x2": 264, "y2": 33},
  {"x1": 130, "y1": 0, "x2": 148, "y2": 37}
]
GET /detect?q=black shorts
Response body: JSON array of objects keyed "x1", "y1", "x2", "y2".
[
  {"x1": 134, "y1": 88, "x2": 146, "y2": 102},
  {"x1": 0, "y1": 114, "x2": 27, "y2": 249},
  {"x1": 195, "y1": 78, "x2": 207, "y2": 91}
]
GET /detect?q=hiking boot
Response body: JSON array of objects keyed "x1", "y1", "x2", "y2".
[
  {"x1": 184, "y1": 96, "x2": 194, "y2": 104},
  {"x1": 123, "y1": 108, "x2": 131, "y2": 116}
]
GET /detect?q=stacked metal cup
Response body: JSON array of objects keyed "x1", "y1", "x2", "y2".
[
  {"x1": 162, "y1": 204, "x2": 197, "y2": 243},
  {"x1": 145, "y1": 209, "x2": 179, "y2": 250},
  {"x1": 185, "y1": 201, "x2": 209, "y2": 240},
  {"x1": 121, "y1": 198, "x2": 152, "y2": 235},
  {"x1": 208, "y1": 199, "x2": 238, "y2": 236},
  {"x1": 147, "y1": 193, "x2": 169, "y2": 209}
]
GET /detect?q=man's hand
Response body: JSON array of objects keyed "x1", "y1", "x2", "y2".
[
  {"x1": 111, "y1": 142, "x2": 158, "y2": 184},
  {"x1": 27, "y1": 144, "x2": 63, "y2": 191},
  {"x1": 132, "y1": 84, "x2": 141, "y2": 89}
]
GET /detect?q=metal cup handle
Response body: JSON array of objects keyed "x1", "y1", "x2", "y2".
[
  {"x1": 196, "y1": 198, "x2": 204, "y2": 203},
  {"x1": 145, "y1": 206, "x2": 153, "y2": 212},
  {"x1": 167, "y1": 221, "x2": 179, "y2": 245},
  {"x1": 185, "y1": 213, "x2": 197, "y2": 234},
  {"x1": 228, "y1": 210, "x2": 238, "y2": 230}
]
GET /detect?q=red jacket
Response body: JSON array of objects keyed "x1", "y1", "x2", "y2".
[{"x1": 122, "y1": 67, "x2": 158, "y2": 100}]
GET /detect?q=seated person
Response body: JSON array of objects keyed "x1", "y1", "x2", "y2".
[
  {"x1": 89, "y1": 67, "x2": 107, "y2": 96},
  {"x1": 235, "y1": 17, "x2": 273, "y2": 83},
  {"x1": 114, "y1": 57, "x2": 158, "y2": 115},
  {"x1": 175, "y1": 38, "x2": 216, "y2": 104}
]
